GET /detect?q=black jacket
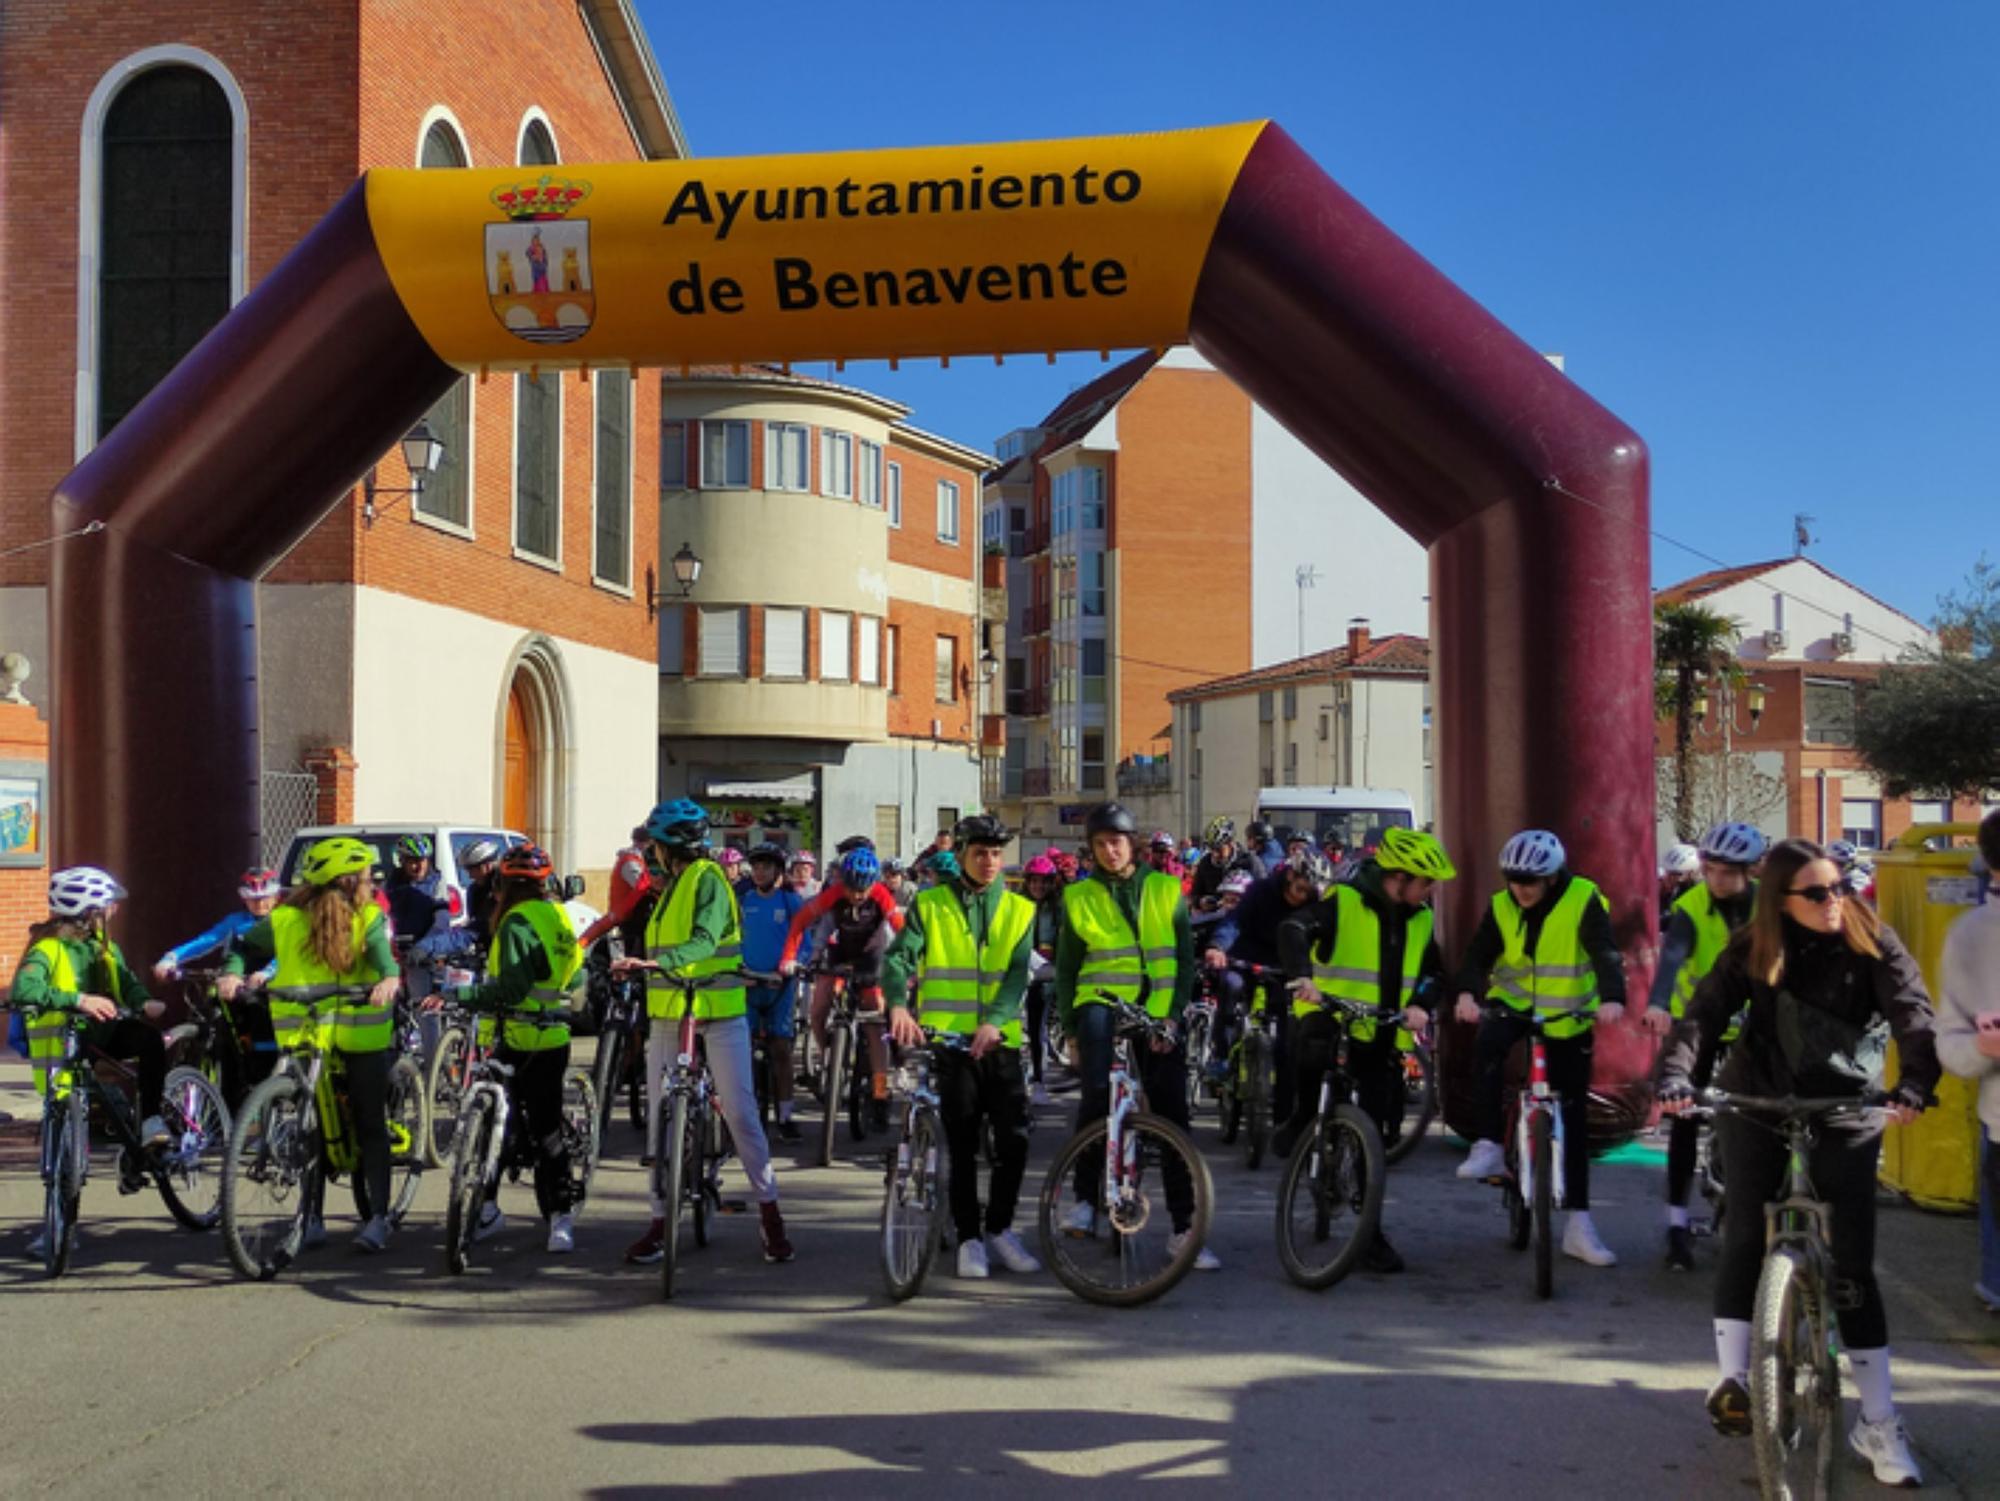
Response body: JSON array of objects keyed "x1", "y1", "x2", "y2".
[
  {"x1": 1278, "y1": 860, "x2": 1444, "y2": 1004},
  {"x1": 1190, "y1": 849, "x2": 1268, "y2": 909},
  {"x1": 1227, "y1": 869, "x2": 1306, "y2": 970}
]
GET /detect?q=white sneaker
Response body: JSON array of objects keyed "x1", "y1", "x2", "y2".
[
  {"x1": 1457, "y1": 1139, "x2": 1507, "y2": 1180},
  {"x1": 1061, "y1": 1201, "x2": 1097, "y2": 1237},
  {"x1": 473, "y1": 1202, "x2": 505, "y2": 1243},
  {"x1": 985, "y1": 1228, "x2": 1042, "y2": 1274},
  {"x1": 1167, "y1": 1230, "x2": 1222, "y2": 1271},
  {"x1": 1849, "y1": 1412, "x2": 1922, "y2": 1487},
  {"x1": 1562, "y1": 1213, "x2": 1618, "y2": 1267},
  {"x1": 546, "y1": 1213, "x2": 575, "y2": 1254},
  {"x1": 300, "y1": 1217, "x2": 328, "y2": 1251},
  {"x1": 957, "y1": 1238, "x2": 991, "y2": 1278}
]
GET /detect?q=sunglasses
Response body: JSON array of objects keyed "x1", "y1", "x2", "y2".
[
  {"x1": 1787, "y1": 881, "x2": 1855, "y2": 905},
  {"x1": 1504, "y1": 873, "x2": 1548, "y2": 886}
]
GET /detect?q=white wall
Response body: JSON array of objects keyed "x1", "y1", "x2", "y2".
[
  {"x1": 1701, "y1": 560, "x2": 1933, "y2": 666},
  {"x1": 822, "y1": 739, "x2": 980, "y2": 863},
  {"x1": 0, "y1": 587, "x2": 51, "y2": 709}
]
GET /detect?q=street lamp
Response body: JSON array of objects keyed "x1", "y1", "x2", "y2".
[
  {"x1": 1697, "y1": 677, "x2": 1767, "y2": 732},
  {"x1": 361, "y1": 420, "x2": 446, "y2": 525},
  {"x1": 979, "y1": 648, "x2": 999, "y2": 684},
  {"x1": 646, "y1": 541, "x2": 704, "y2": 620}
]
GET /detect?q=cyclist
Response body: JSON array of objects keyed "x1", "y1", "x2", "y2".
[
  {"x1": 218, "y1": 838, "x2": 403, "y2": 1253},
  {"x1": 1021, "y1": 854, "x2": 1063, "y2": 1104},
  {"x1": 1211, "y1": 858, "x2": 1320, "y2": 1107},
  {"x1": 741, "y1": 842, "x2": 806, "y2": 1141},
  {"x1": 150, "y1": 867, "x2": 283, "y2": 1097},
  {"x1": 1828, "y1": 837, "x2": 1878, "y2": 904},
  {"x1": 1284, "y1": 832, "x2": 1332, "y2": 889},
  {"x1": 1659, "y1": 837, "x2": 1936, "y2": 1485},
  {"x1": 786, "y1": 849, "x2": 821, "y2": 900},
  {"x1": 880, "y1": 857, "x2": 916, "y2": 911},
  {"x1": 717, "y1": 844, "x2": 747, "y2": 892},
  {"x1": 1190, "y1": 817, "x2": 1266, "y2": 912},
  {"x1": 1645, "y1": 821, "x2": 1766, "y2": 1271},
  {"x1": 1452, "y1": 829, "x2": 1625, "y2": 1268},
  {"x1": 1247, "y1": 818, "x2": 1285, "y2": 871},
  {"x1": 782, "y1": 844, "x2": 905, "y2": 1129},
  {"x1": 458, "y1": 838, "x2": 505, "y2": 948},
  {"x1": 1145, "y1": 831, "x2": 1184, "y2": 881},
  {"x1": 1659, "y1": 842, "x2": 1701, "y2": 924},
  {"x1": 578, "y1": 827, "x2": 660, "y2": 959},
  {"x1": 384, "y1": 834, "x2": 454, "y2": 948},
  {"x1": 884, "y1": 813, "x2": 1043, "y2": 1279},
  {"x1": 613, "y1": 799, "x2": 792, "y2": 1266},
  {"x1": 1275, "y1": 828, "x2": 1452, "y2": 1273},
  {"x1": 429, "y1": 844, "x2": 583, "y2": 1254},
  {"x1": 1055, "y1": 801, "x2": 1218, "y2": 1270}
]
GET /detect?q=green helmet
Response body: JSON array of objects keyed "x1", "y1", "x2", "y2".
[
  {"x1": 1376, "y1": 827, "x2": 1455, "y2": 881},
  {"x1": 299, "y1": 837, "x2": 375, "y2": 887}
]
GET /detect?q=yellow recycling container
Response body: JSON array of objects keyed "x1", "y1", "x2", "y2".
[{"x1": 1874, "y1": 822, "x2": 1986, "y2": 1212}]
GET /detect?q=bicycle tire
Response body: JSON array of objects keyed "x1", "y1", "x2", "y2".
[
  {"x1": 221, "y1": 1073, "x2": 314, "y2": 1281},
  {"x1": 1531, "y1": 1111, "x2": 1554, "y2": 1300},
  {"x1": 444, "y1": 1094, "x2": 494, "y2": 1275},
  {"x1": 1245, "y1": 1033, "x2": 1272, "y2": 1171},
  {"x1": 661, "y1": 1091, "x2": 690, "y2": 1300},
  {"x1": 1752, "y1": 1243, "x2": 1839, "y2": 1501},
  {"x1": 819, "y1": 1027, "x2": 850, "y2": 1168},
  {"x1": 1036, "y1": 1111, "x2": 1214, "y2": 1308},
  {"x1": 425, "y1": 1024, "x2": 470, "y2": 1169},
  {"x1": 1183, "y1": 1015, "x2": 1210, "y2": 1113},
  {"x1": 382, "y1": 1055, "x2": 429, "y2": 1226},
  {"x1": 1505, "y1": 1179, "x2": 1531, "y2": 1250},
  {"x1": 689, "y1": 1096, "x2": 712, "y2": 1250},
  {"x1": 591, "y1": 1024, "x2": 623, "y2": 1148},
  {"x1": 881, "y1": 1106, "x2": 944, "y2": 1301},
  {"x1": 1384, "y1": 1042, "x2": 1436, "y2": 1166},
  {"x1": 626, "y1": 1028, "x2": 649, "y2": 1136},
  {"x1": 41, "y1": 1096, "x2": 80, "y2": 1279},
  {"x1": 1274, "y1": 1102, "x2": 1385, "y2": 1290},
  {"x1": 848, "y1": 1029, "x2": 870, "y2": 1144},
  {"x1": 1218, "y1": 1049, "x2": 1242, "y2": 1144},
  {"x1": 155, "y1": 1066, "x2": 230, "y2": 1230},
  {"x1": 563, "y1": 1068, "x2": 600, "y2": 1206}
]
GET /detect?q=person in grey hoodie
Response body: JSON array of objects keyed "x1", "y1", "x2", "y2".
[{"x1": 1935, "y1": 809, "x2": 2000, "y2": 1311}]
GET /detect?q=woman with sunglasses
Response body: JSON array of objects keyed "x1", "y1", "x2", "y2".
[{"x1": 1659, "y1": 838, "x2": 1938, "y2": 1486}]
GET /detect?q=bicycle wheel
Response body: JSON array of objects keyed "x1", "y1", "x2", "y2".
[
  {"x1": 1245, "y1": 1033, "x2": 1273, "y2": 1171},
  {"x1": 1505, "y1": 1178, "x2": 1531, "y2": 1250},
  {"x1": 848, "y1": 1031, "x2": 870, "y2": 1144},
  {"x1": 882, "y1": 1106, "x2": 944, "y2": 1301},
  {"x1": 383, "y1": 1056, "x2": 429, "y2": 1226},
  {"x1": 660, "y1": 1091, "x2": 691, "y2": 1301},
  {"x1": 444, "y1": 1095, "x2": 494, "y2": 1275},
  {"x1": 155, "y1": 1066, "x2": 230, "y2": 1230},
  {"x1": 688, "y1": 1097, "x2": 712, "y2": 1249},
  {"x1": 222, "y1": 1074, "x2": 314, "y2": 1281},
  {"x1": 818, "y1": 1027, "x2": 850, "y2": 1168},
  {"x1": 1037, "y1": 1111, "x2": 1214, "y2": 1307},
  {"x1": 1218, "y1": 1047, "x2": 1242, "y2": 1144},
  {"x1": 1384, "y1": 1043, "x2": 1436, "y2": 1166},
  {"x1": 563, "y1": 1068, "x2": 600, "y2": 1206},
  {"x1": 40, "y1": 1096, "x2": 82, "y2": 1279},
  {"x1": 1183, "y1": 1015, "x2": 1210, "y2": 1113},
  {"x1": 1751, "y1": 1244, "x2": 1839, "y2": 1501},
  {"x1": 1531, "y1": 1111, "x2": 1554, "y2": 1300},
  {"x1": 425, "y1": 1024, "x2": 470, "y2": 1168},
  {"x1": 1275, "y1": 1102, "x2": 1385, "y2": 1290}
]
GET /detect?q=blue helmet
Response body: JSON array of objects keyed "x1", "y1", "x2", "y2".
[
  {"x1": 644, "y1": 797, "x2": 710, "y2": 852},
  {"x1": 839, "y1": 847, "x2": 881, "y2": 891}
]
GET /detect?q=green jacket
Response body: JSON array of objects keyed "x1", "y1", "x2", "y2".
[
  {"x1": 225, "y1": 912, "x2": 400, "y2": 981},
  {"x1": 648, "y1": 858, "x2": 738, "y2": 974},
  {"x1": 10, "y1": 932, "x2": 151, "y2": 1046},
  {"x1": 882, "y1": 875, "x2": 1032, "y2": 1030},
  {"x1": 1054, "y1": 867, "x2": 1195, "y2": 1028},
  {"x1": 454, "y1": 908, "x2": 555, "y2": 1012}
]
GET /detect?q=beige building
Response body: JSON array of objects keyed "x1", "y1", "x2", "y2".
[{"x1": 1169, "y1": 625, "x2": 1431, "y2": 839}]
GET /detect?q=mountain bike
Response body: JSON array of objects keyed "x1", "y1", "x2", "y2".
[
  {"x1": 1274, "y1": 994, "x2": 1393, "y2": 1290},
  {"x1": 29, "y1": 1018, "x2": 230, "y2": 1278},
  {"x1": 219, "y1": 988, "x2": 429, "y2": 1280},
  {"x1": 1694, "y1": 1089, "x2": 1889, "y2": 1501},
  {"x1": 648, "y1": 974, "x2": 733, "y2": 1301},
  {"x1": 160, "y1": 966, "x2": 273, "y2": 1111},
  {"x1": 442, "y1": 1009, "x2": 599, "y2": 1274},
  {"x1": 1181, "y1": 988, "x2": 1220, "y2": 1116},
  {"x1": 1383, "y1": 1005, "x2": 1438, "y2": 1166},
  {"x1": 741, "y1": 968, "x2": 788, "y2": 1129},
  {"x1": 590, "y1": 965, "x2": 650, "y2": 1152},
  {"x1": 879, "y1": 1028, "x2": 970, "y2": 1301},
  {"x1": 811, "y1": 958, "x2": 879, "y2": 1167},
  {"x1": 1215, "y1": 961, "x2": 1284, "y2": 1169},
  {"x1": 1036, "y1": 999, "x2": 1214, "y2": 1307},
  {"x1": 1477, "y1": 1010, "x2": 1566, "y2": 1299},
  {"x1": 412, "y1": 953, "x2": 490, "y2": 1168}
]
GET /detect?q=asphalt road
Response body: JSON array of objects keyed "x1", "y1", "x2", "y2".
[{"x1": 2, "y1": 1049, "x2": 1996, "y2": 1499}]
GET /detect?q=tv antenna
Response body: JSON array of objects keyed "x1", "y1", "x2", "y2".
[{"x1": 1295, "y1": 564, "x2": 1322, "y2": 657}]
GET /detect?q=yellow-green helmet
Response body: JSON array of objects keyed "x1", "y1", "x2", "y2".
[
  {"x1": 298, "y1": 836, "x2": 374, "y2": 887},
  {"x1": 1376, "y1": 827, "x2": 1455, "y2": 881}
]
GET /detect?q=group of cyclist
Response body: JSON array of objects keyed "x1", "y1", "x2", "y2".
[{"x1": 7, "y1": 791, "x2": 1957, "y2": 1489}]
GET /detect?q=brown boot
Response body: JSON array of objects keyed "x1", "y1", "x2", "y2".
[{"x1": 759, "y1": 1201, "x2": 794, "y2": 1263}]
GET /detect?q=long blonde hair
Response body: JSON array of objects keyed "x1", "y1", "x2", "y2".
[
  {"x1": 286, "y1": 877, "x2": 366, "y2": 974},
  {"x1": 1743, "y1": 837, "x2": 1881, "y2": 987}
]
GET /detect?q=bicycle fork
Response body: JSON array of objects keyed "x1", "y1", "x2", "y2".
[{"x1": 1516, "y1": 1043, "x2": 1568, "y2": 1210}]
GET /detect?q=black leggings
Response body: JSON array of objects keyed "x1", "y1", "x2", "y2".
[
  {"x1": 93, "y1": 1016, "x2": 166, "y2": 1118},
  {"x1": 1473, "y1": 1011, "x2": 1595, "y2": 1211},
  {"x1": 1665, "y1": 1043, "x2": 1722, "y2": 1208},
  {"x1": 1714, "y1": 1115, "x2": 1889, "y2": 1349},
  {"x1": 937, "y1": 1047, "x2": 1029, "y2": 1243},
  {"x1": 1023, "y1": 982, "x2": 1050, "y2": 1083},
  {"x1": 340, "y1": 1049, "x2": 395, "y2": 1224},
  {"x1": 497, "y1": 1043, "x2": 574, "y2": 1218}
]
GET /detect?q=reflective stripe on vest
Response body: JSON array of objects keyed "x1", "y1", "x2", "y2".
[
  {"x1": 645, "y1": 860, "x2": 746, "y2": 1020},
  {"x1": 1301, "y1": 885, "x2": 1431, "y2": 1041},
  {"x1": 1063, "y1": 872, "x2": 1180, "y2": 1020},
  {"x1": 913, "y1": 885, "x2": 1034, "y2": 1047},
  {"x1": 1489, "y1": 877, "x2": 1605, "y2": 1038},
  {"x1": 480, "y1": 900, "x2": 583, "y2": 1052},
  {"x1": 269, "y1": 905, "x2": 392, "y2": 1052},
  {"x1": 22, "y1": 938, "x2": 77, "y2": 1098}
]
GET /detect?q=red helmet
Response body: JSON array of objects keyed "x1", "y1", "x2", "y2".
[
  {"x1": 499, "y1": 844, "x2": 555, "y2": 882},
  {"x1": 238, "y1": 867, "x2": 280, "y2": 899}
]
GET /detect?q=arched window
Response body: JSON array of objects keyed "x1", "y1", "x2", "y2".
[
  {"x1": 519, "y1": 116, "x2": 559, "y2": 166},
  {"x1": 96, "y1": 66, "x2": 233, "y2": 438},
  {"x1": 415, "y1": 114, "x2": 472, "y2": 529}
]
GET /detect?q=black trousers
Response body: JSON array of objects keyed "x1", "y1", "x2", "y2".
[
  {"x1": 1665, "y1": 1041, "x2": 1723, "y2": 1209},
  {"x1": 498, "y1": 1042, "x2": 574, "y2": 1218},
  {"x1": 1714, "y1": 1115, "x2": 1888, "y2": 1349},
  {"x1": 1473, "y1": 1011, "x2": 1595, "y2": 1211},
  {"x1": 92, "y1": 1016, "x2": 167, "y2": 1119},
  {"x1": 341, "y1": 1049, "x2": 395, "y2": 1222},
  {"x1": 1071, "y1": 1002, "x2": 1196, "y2": 1233},
  {"x1": 1283, "y1": 1008, "x2": 1401, "y2": 1145},
  {"x1": 937, "y1": 1047, "x2": 1029, "y2": 1242},
  {"x1": 1023, "y1": 982, "x2": 1050, "y2": 1083}
]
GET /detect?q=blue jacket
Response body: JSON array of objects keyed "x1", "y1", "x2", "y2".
[
  {"x1": 740, "y1": 884, "x2": 805, "y2": 976},
  {"x1": 159, "y1": 909, "x2": 259, "y2": 971}
]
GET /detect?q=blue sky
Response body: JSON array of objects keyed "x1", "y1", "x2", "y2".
[{"x1": 634, "y1": 0, "x2": 1997, "y2": 620}]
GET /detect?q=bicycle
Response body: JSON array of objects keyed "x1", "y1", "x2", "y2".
[
  {"x1": 411, "y1": 953, "x2": 491, "y2": 1169},
  {"x1": 219, "y1": 988, "x2": 429, "y2": 1280},
  {"x1": 879, "y1": 1027, "x2": 971, "y2": 1301},
  {"x1": 442, "y1": 1007, "x2": 599, "y2": 1274},
  {"x1": 1036, "y1": 999, "x2": 1215, "y2": 1307},
  {"x1": 646, "y1": 973, "x2": 735, "y2": 1301},
  {"x1": 1383, "y1": 1006, "x2": 1438, "y2": 1166},
  {"x1": 160, "y1": 966, "x2": 275, "y2": 1110},
  {"x1": 29, "y1": 1018, "x2": 230, "y2": 1278},
  {"x1": 1473, "y1": 1009, "x2": 1567, "y2": 1299},
  {"x1": 1214, "y1": 961, "x2": 1284, "y2": 1169},
  {"x1": 590, "y1": 965, "x2": 650, "y2": 1153},
  {"x1": 1180, "y1": 988, "x2": 1220, "y2": 1116},
  {"x1": 810, "y1": 957, "x2": 881, "y2": 1167},
  {"x1": 1274, "y1": 994, "x2": 1393, "y2": 1290},
  {"x1": 741, "y1": 968, "x2": 789, "y2": 1129},
  {"x1": 1692, "y1": 1089, "x2": 1889, "y2": 1501}
]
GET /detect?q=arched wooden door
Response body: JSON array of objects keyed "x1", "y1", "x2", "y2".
[{"x1": 504, "y1": 675, "x2": 539, "y2": 840}]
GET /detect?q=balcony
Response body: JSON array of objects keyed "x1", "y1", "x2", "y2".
[
  {"x1": 981, "y1": 713, "x2": 1007, "y2": 749},
  {"x1": 1023, "y1": 768, "x2": 1053, "y2": 798},
  {"x1": 1025, "y1": 603, "x2": 1051, "y2": 636},
  {"x1": 1117, "y1": 756, "x2": 1173, "y2": 796},
  {"x1": 1021, "y1": 687, "x2": 1050, "y2": 717},
  {"x1": 982, "y1": 551, "x2": 1006, "y2": 590}
]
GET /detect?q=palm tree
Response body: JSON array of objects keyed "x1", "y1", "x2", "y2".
[{"x1": 1655, "y1": 600, "x2": 1744, "y2": 841}]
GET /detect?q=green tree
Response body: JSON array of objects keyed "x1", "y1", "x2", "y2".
[
  {"x1": 1854, "y1": 557, "x2": 2000, "y2": 799},
  {"x1": 1655, "y1": 600, "x2": 1745, "y2": 841}
]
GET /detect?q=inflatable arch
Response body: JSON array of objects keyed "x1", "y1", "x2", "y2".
[{"x1": 50, "y1": 122, "x2": 1656, "y2": 1076}]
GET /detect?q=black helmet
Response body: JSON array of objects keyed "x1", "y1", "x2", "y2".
[
  {"x1": 747, "y1": 841, "x2": 786, "y2": 868},
  {"x1": 834, "y1": 834, "x2": 876, "y2": 856},
  {"x1": 1248, "y1": 819, "x2": 1272, "y2": 842},
  {"x1": 954, "y1": 812, "x2": 1011, "y2": 848},
  {"x1": 1084, "y1": 802, "x2": 1137, "y2": 839}
]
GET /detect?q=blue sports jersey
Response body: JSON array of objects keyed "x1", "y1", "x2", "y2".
[{"x1": 739, "y1": 884, "x2": 805, "y2": 974}]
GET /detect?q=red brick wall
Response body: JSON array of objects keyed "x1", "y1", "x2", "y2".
[
  {"x1": 0, "y1": 703, "x2": 51, "y2": 982},
  {"x1": 887, "y1": 600, "x2": 973, "y2": 744},
  {"x1": 887, "y1": 445, "x2": 976, "y2": 575}
]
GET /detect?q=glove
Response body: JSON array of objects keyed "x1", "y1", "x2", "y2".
[
  {"x1": 1889, "y1": 1083, "x2": 1933, "y2": 1114},
  {"x1": 1657, "y1": 1076, "x2": 1695, "y2": 1109}
]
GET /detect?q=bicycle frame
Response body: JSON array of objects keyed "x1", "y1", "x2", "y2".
[
  {"x1": 1097, "y1": 1000, "x2": 1172, "y2": 1230},
  {"x1": 1513, "y1": 1028, "x2": 1567, "y2": 1214}
]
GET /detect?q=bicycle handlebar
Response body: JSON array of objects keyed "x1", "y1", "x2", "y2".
[{"x1": 1695, "y1": 1087, "x2": 1891, "y2": 1119}]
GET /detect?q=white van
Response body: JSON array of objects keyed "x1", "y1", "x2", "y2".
[{"x1": 1254, "y1": 788, "x2": 1417, "y2": 852}]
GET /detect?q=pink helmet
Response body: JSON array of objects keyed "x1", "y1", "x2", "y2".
[
  {"x1": 718, "y1": 846, "x2": 745, "y2": 868},
  {"x1": 1024, "y1": 855, "x2": 1057, "y2": 876}
]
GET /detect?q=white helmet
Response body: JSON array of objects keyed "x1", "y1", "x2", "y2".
[
  {"x1": 49, "y1": 866, "x2": 127, "y2": 919},
  {"x1": 1499, "y1": 829, "x2": 1566, "y2": 879},
  {"x1": 1662, "y1": 844, "x2": 1701, "y2": 878},
  {"x1": 1698, "y1": 821, "x2": 1767, "y2": 867},
  {"x1": 1825, "y1": 838, "x2": 1862, "y2": 873}
]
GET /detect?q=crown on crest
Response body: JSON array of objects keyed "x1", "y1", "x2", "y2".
[{"x1": 490, "y1": 175, "x2": 592, "y2": 221}]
